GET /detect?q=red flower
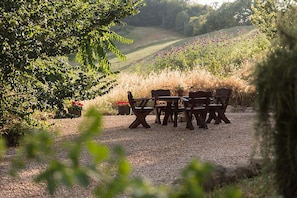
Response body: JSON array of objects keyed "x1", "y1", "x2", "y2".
[
  {"x1": 72, "y1": 101, "x2": 84, "y2": 107},
  {"x1": 116, "y1": 101, "x2": 129, "y2": 106},
  {"x1": 69, "y1": 100, "x2": 83, "y2": 112}
]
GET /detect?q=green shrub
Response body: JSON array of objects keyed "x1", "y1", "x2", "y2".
[
  {"x1": 1, "y1": 124, "x2": 26, "y2": 147},
  {"x1": 254, "y1": 5, "x2": 297, "y2": 197}
]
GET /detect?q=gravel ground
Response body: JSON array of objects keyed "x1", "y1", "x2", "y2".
[{"x1": 0, "y1": 113, "x2": 258, "y2": 197}]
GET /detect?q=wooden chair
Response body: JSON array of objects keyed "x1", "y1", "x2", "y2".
[
  {"x1": 182, "y1": 91, "x2": 211, "y2": 130},
  {"x1": 206, "y1": 88, "x2": 232, "y2": 124},
  {"x1": 127, "y1": 91, "x2": 153, "y2": 129},
  {"x1": 151, "y1": 89, "x2": 171, "y2": 124}
]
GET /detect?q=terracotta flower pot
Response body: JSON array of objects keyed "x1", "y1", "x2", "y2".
[
  {"x1": 68, "y1": 109, "x2": 82, "y2": 117},
  {"x1": 117, "y1": 105, "x2": 130, "y2": 115},
  {"x1": 177, "y1": 90, "x2": 184, "y2": 96}
]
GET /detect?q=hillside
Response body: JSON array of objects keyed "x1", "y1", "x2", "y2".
[
  {"x1": 110, "y1": 25, "x2": 257, "y2": 72},
  {"x1": 109, "y1": 26, "x2": 184, "y2": 72},
  {"x1": 114, "y1": 26, "x2": 185, "y2": 52}
]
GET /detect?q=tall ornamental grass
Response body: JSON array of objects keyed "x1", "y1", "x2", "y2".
[{"x1": 84, "y1": 63, "x2": 256, "y2": 115}]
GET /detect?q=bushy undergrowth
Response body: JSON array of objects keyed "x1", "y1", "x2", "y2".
[
  {"x1": 152, "y1": 28, "x2": 269, "y2": 76},
  {"x1": 208, "y1": 174, "x2": 277, "y2": 197}
]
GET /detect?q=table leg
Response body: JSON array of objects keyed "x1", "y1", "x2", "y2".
[
  {"x1": 207, "y1": 108, "x2": 219, "y2": 124},
  {"x1": 217, "y1": 109, "x2": 231, "y2": 124},
  {"x1": 162, "y1": 102, "x2": 172, "y2": 125},
  {"x1": 173, "y1": 101, "x2": 178, "y2": 127}
]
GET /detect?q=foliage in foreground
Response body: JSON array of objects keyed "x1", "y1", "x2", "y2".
[
  {"x1": 254, "y1": 4, "x2": 297, "y2": 198},
  {"x1": 8, "y1": 107, "x2": 241, "y2": 197}
]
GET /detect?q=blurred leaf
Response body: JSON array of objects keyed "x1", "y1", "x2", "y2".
[
  {"x1": 74, "y1": 168, "x2": 90, "y2": 187},
  {"x1": 0, "y1": 139, "x2": 7, "y2": 161},
  {"x1": 118, "y1": 159, "x2": 131, "y2": 177},
  {"x1": 79, "y1": 107, "x2": 103, "y2": 138},
  {"x1": 35, "y1": 160, "x2": 63, "y2": 195},
  {"x1": 61, "y1": 168, "x2": 74, "y2": 187},
  {"x1": 87, "y1": 141, "x2": 109, "y2": 164},
  {"x1": 23, "y1": 130, "x2": 54, "y2": 159}
]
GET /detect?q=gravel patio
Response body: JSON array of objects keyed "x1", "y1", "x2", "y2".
[{"x1": 0, "y1": 112, "x2": 258, "y2": 197}]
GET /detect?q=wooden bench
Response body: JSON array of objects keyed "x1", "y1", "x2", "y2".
[
  {"x1": 206, "y1": 88, "x2": 232, "y2": 124},
  {"x1": 127, "y1": 91, "x2": 153, "y2": 128},
  {"x1": 182, "y1": 91, "x2": 211, "y2": 130},
  {"x1": 151, "y1": 89, "x2": 171, "y2": 124}
]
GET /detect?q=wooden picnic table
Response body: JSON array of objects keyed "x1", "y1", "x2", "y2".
[{"x1": 158, "y1": 96, "x2": 185, "y2": 127}]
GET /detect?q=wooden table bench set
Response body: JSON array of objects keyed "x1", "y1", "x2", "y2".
[{"x1": 127, "y1": 88, "x2": 232, "y2": 130}]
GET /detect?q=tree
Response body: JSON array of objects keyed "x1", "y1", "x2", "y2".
[
  {"x1": 251, "y1": 0, "x2": 279, "y2": 39},
  {"x1": 251, "y1": 0, "x2": 293, "y2": 39},
  {"x1": 0, "y1": 0, "x2": 143, "y2": 136},
  {"x1": 125, "y1": 0, "x2": 192, "y2": 29},
  {"x1": 123, "y1": 0, "x2": 215, "y2": 36},
  {"x1": 175, "y1": 11, "x2": 190, "y2": 33},
  {"x1": 200, "y1": 0, "x2": 253, "y2": 34},
  {"x1": 124, "y1": 0, "x2": 163, "y2": 26},
  {"x1": 254, "y1": 4, "x2": 297, "y2": 197}
]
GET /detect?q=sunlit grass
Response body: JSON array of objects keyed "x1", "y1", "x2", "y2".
[{"x1": 110, "y1": 39, "x2": 182, "y2": 72}]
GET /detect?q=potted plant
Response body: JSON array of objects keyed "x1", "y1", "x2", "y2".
[
  {"x1": 68, "y1": 100, "x2": 83, "y2": 117},
  {"x1": 175, "y1": 84, "x2": 185, "y2": 96},
  {"x1": 116, "y1": 101, "x2": 130, "y2": 115}
]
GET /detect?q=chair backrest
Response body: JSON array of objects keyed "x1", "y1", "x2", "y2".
[
  {"x1": 127, "y1": 91, "x2": 136, "y2": 112},
  {"x1": 188, "y1": 91, "x2": 211, "y2": 110},
  {"x1": 215, "y1": 88, "x2": 232, "y2": 108},
  {"x1": 151, "y1": 89, "x2": 171, "y2": 98},
  {"x1": 151, "y1": 89, "x2": 171, "y2": 106}
]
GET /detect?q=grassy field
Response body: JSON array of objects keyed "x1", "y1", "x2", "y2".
[
  {"x1": 112, "y1": 26, "x2": 185, "y2": 54},
  {"x1": 110, "y1": 39, "x2": 182, "y2": 72},
  {"x1": 109, "y1": 26, "x2": 185, "y2": 72}
]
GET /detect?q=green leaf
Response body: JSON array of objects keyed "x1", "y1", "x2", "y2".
[
  {"x1": 0, "y1": 139, "x2": 7, "y2": 161},
  {"x1": 118, "y1": 159, "x2": 131, "y2": 177},
  {"x1": 87, "y1": 141, "x2": 109, "y2": 164},
  {"x1": 35, "y1": 161, "x2": 63, "y2": 195},
  {"x1": 74, "y1": 168, "x2": 90, "y2": 187},
  {"x1": 60, "y1": 168, "x2": 74, "y2": 187}
]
